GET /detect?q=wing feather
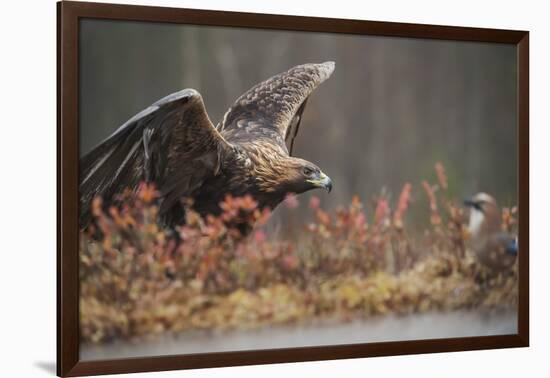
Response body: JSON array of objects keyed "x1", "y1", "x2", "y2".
[
  {"x1": 219, "y1": 62, "x2": 334, "y2": 153},
  {"x1": 79, "y1": 89, "x2": 229, "y2": 227}
]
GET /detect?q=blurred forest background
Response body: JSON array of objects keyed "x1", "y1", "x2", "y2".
[{"x1": 79, "y1": 19, "x2": 518, "y2": 228}]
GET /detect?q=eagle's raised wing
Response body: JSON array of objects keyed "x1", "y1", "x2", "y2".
[
  {"x1": 218, "y1": 62, "x2": 335, "y2": 155},
  {"x1": 80, "y1": 89, "x2": 230, "y2": 227}
]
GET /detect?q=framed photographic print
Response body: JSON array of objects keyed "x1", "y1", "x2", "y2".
[{"x1": 57, "y1": 1, "x2": 529, "y2": 376}]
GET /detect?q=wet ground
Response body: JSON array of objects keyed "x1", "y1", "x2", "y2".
[{"x1": 81, "y1": 310, "x2": 517, "y2": 360}]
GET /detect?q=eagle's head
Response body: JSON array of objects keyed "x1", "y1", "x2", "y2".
[
  {"x1": 283, "y1": 157, "x2": 333, "y2": 194},
  {"x1": 253, "y1": 152, "x2": 332, "y2": 196}
]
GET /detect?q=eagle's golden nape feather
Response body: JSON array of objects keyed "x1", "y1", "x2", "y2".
[{"x1": 79, "y1": 62, "x2": 335, "y2": 231}]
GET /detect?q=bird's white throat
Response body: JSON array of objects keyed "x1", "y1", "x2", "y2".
[{"x1": 468, "y1": 208, "x2": 485, "y2": 236}]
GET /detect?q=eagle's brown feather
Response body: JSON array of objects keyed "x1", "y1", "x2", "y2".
[
  {"x1": 80, "y1": 62, "x2": 335, "y2": 229},
  {"x1": 219, "y1": 61, "x2": 335, "y2": 152}
]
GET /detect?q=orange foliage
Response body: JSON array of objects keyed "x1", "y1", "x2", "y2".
[{"x1": 80, "y1": 164, "x2": 518, "y2": 344}]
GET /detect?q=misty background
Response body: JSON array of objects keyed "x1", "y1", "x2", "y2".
[{"x1": 79, "y1": 19, "x2": 518, "y2": 225}]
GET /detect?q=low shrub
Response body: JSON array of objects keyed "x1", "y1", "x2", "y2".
[{"x1": 80, "y1": 163, "x2": 517, "y2": 343}]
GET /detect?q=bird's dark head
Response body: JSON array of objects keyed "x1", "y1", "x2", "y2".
[
  {"x1": 463, "y1": 192, "x2": 499, "y2": 235},
  {"x1": 463, "y1": 192, "x2": 498, "y2": 213},
  {"x1": 276, "y1": 157, "x2": 333, "y2": 195}
]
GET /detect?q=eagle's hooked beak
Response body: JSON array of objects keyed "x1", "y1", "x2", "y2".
[{"x1": 308, "y1": 172, "x2": 333, "y2": 193}]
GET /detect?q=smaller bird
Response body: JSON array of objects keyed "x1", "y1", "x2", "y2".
[{"x1": 463, "y1": 192, "x2": 517, "y2": 271}]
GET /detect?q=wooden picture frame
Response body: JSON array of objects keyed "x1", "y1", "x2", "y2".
[{"x1": 57, "y1": 1, "x2": 529, "y2": 376}]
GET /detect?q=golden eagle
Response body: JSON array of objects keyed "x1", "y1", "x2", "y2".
[{"x1": 80, "y1": 62, "x2": 335, "y2": 228}]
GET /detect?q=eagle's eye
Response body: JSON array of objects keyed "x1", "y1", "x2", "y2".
[{"x1": 302, "y1": 167, "x2": 314, "y2": 177}]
